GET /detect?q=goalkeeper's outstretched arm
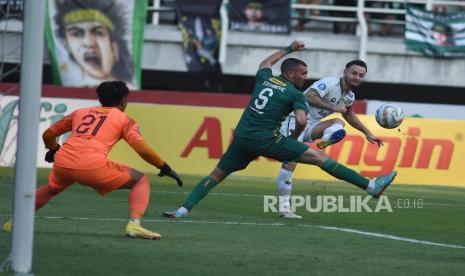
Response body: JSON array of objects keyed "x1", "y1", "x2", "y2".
[{"x1": 130, "y1": 140, "x2": 183, "y2": 187}]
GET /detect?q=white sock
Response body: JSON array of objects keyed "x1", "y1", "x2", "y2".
[
  {"x1": 366, "y1": 180, "x2": 376, "y2": 194},
  {"x1": 129, "y1": 217, "x2": 141, "y2": 224},
  {"x1": 277, "y1": 168, "x2": 293, "y2": 212},
  {"x1": 177, "y1": 206, "x2": 189, "y2": 214},
  {"x1": 322, "y1": 123, "x2": 344, "y2": 139}
]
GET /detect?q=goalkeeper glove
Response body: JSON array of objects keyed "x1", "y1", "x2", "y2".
[
  {"x1": 45, "y1": 144, "x2": 60, "y2": 163},
  {"x1": 158, "y1": 163, "x2": 183, "y2": 187}
]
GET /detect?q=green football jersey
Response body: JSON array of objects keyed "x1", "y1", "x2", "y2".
[{"x1": 234, "y1": 68, "x2": 308, "y2": 139}]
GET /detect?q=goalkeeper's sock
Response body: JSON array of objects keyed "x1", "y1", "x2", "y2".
[
  {"x1": 182, "y1": 176, "x2": 218, "y2": 210},
  {"x1": 320, "y1": 158, "x2": 369, "y2": 190},
  {"x1": 129, "y1": 176, "x2": 150, "y2": 219},
  {"x1": 35, "y1": 183, "x2": 61, "y2": 210}
]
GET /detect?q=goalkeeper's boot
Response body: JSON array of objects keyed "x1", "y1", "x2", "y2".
[
  {"x1": 2, "y1": 219, "x2": 12, "y2": 233},
  {"x1": 163, "y1": 208, "x2": 188, "y2": 218},
  {"x1": 369, "y1": 171, "x2": 397, "y2": 199},
  {"x1": 125, "y1": 221, "x2": 161, "y2": 240},
  {"x1": 317, "y1": 129, "x2": 346, "y2": 149}
]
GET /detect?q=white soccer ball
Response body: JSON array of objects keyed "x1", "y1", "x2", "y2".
[{"x1": 375, "y1": 104, "x2": 404, "y2": 129}]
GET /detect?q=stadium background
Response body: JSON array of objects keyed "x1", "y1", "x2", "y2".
[{"x1": 1, "y1": 0, "x2": 465, "y2": 275}]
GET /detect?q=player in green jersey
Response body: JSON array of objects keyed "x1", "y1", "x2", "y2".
[{"x1": 163, "y1": 41, "x2": 396, "y2": 218}]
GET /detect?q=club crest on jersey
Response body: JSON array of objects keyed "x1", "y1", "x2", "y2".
[
  {"x1": 269, "y1": 78, "x2": 287, "y2": 87},
  {"x1": 318, "y1": 83, "x2": 326, "y2": 90}
]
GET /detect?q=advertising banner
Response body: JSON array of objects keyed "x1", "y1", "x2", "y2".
[
  {"x1": 176, "y1": 0, "x2": 222, "y2": 72},
  {"x1": 0, "y1": 95, "x2": 98, "y2": 167},
  {"x1": 109, "y1": 104, "x2": 465, "y2": 188},
  {"x1": 45, "y1": 0, "x2": 147, "y2": 89},
  {"x1": 2, "y1": 93, "x2": 464, "y2": 187},
  {"x1": 229, "y1": 0, "x2": 291, "y2": 33}
]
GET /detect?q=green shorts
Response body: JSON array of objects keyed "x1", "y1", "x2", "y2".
[{"x1": 217, "y1": 135, "x2": 309, "y2": 174}]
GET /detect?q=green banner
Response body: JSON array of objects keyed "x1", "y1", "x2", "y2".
[
  {"x1": 45, "y1": 0, "x2": 147, "y2": 89},
  {"x1": 405, "y1": 6, "x2": 465, "y2": 58}
]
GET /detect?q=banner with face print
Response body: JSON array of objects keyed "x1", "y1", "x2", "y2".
[
  {"x1": 229, "y1": 0, "x2": 291, "y2": 34},
  {"x1": 45, "y1": 0, "x2": 147, "y2": 89}
]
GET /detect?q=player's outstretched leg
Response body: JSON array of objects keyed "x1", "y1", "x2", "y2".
[
  {"x1": 163, "y1": 175, "x2": 219, "y2": 218},
  {"x1": 124, "y1": 175, "x2": 161, "y2": 240},
  {"x1": 298, "y1": 149, "x2": 396, "y2": 197},
  {"x1": 322, "y1": 158, "x2": 396, "y2": 198},
  {"x1": 3, "y1": 182, "x2": 69, "y2": 233}
]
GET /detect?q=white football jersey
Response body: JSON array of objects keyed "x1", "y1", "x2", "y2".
[{"x1": 304, "y1": 76, "x2": 355, "y2": 122}]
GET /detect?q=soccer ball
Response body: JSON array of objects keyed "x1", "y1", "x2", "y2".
[{"x1": 375, "y1": 104, "x2": 404, "y2": 129}]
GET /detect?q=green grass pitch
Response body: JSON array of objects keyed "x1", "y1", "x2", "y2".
[{"x1": 1, "y1": 168, "x2": 465, "y2": 275}]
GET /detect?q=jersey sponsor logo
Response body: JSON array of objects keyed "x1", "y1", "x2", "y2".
[
  {"x1": 269, "y1": 77, "x2": 287, "y2": 87},
  {"x1": 318, "y1": 83, "x2": 326, "y2": 90}
]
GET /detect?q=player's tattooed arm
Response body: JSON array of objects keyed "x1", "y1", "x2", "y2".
[{"x1": 305, "y1": 89, "x2": 347, "y2": 113}]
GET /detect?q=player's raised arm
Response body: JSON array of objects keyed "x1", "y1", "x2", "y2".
[
  {"x1": 129, "y1": 140, "x2": 183, "y2": 187},
  {"x1": 258, "y1": 41, "x2": 305, "y2": 70},
  {"x1": 342, "y1": 107, "x2": 383, "y2": 147}
]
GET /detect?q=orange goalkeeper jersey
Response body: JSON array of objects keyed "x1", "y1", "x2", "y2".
[{"x1": 50, "y1": 106, "x2": 143, "y2": 169}]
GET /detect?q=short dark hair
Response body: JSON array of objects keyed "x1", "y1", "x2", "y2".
[
  {"x1": 345, "y1": 60, "x2": 367, "y2": 72},
  {"x1": 280, "y1": 58, "x2": 307, "y2": 74},
  {"x1": 96, "y1": 81, "x2": 129, "y2": 106}
]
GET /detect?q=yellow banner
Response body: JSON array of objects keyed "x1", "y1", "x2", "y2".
[{"x1": 109, "y1": 103, "x2": 465, "y2": 187}]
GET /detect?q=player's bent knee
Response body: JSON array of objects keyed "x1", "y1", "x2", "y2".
[
  {"x1": 297, "y1": 149, "x2": 326, "y2": 166},
  {"x1": 129, "y1": 168, "x2": 144, "y2": 182},
  {"x1": 334, "y1": 118, "x2": 345, "y2": 126}
]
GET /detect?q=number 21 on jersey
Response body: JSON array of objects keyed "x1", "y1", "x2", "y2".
[{"x1": 76, "y1": 114, "x2": 107, "y2": 136}]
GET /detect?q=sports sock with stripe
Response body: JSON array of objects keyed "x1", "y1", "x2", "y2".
[
  {"x1": 183, "y1": 176, "x2": 218, "y2": 210},
  {"x1": 320, "y1": 158, "x2": 369, "y2": 189}
]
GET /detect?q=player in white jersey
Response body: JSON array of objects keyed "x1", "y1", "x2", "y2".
[{"x1": 277, "y1": 60, "x2": 384, "y2": 218}]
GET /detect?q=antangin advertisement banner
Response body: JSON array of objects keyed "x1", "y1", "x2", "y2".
[
  {"x1": 45, "y1": 0, "x2": 147, "y2": 89},
  {"x1": 109, "y1": 104, "x2": 465, "y2": 188},
  {"x1": 2, "y1": 94, "x2": 464, "y2": 188},
  {"x1": 229, "y1": 0, "x2": 291, "y2": 33}
]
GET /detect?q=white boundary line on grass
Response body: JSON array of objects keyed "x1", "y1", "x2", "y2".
[
  {"x1": 156, "y1": 190, "x2": 465, "y2": 208},
  {"x1": 37, "y1": 215, "x2": 465, "y2": 250}
]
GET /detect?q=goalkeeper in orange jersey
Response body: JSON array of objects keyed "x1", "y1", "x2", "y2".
[{"x1": 3, "y1": 81, "x2": 182, "y2": 240}]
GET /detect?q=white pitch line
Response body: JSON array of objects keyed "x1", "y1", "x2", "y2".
[
  {"x1": 36, "y1": 215, "x2": 465, "y2": 250},
  {"x1": 301, "y1": 225, "x2": 465, "y2": 249},
  {"x1": 156, "y1": 190, "x2": 465, "y2": 208}
]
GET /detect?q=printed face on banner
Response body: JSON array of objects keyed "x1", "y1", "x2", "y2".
[
  {"x1": 47, "y1": 0, "x2": 136, "y2": 89},
  {"x1": 64, "y1": 21, "x2": 118, "y2": 80}
]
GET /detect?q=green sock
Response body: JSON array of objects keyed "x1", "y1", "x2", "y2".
[
  {"x1": 183, "y1": 176, "x2": 218, "y2": 210},
  {"x1": 321, "y1": 158, "x2": 369, "y2": 190}
]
